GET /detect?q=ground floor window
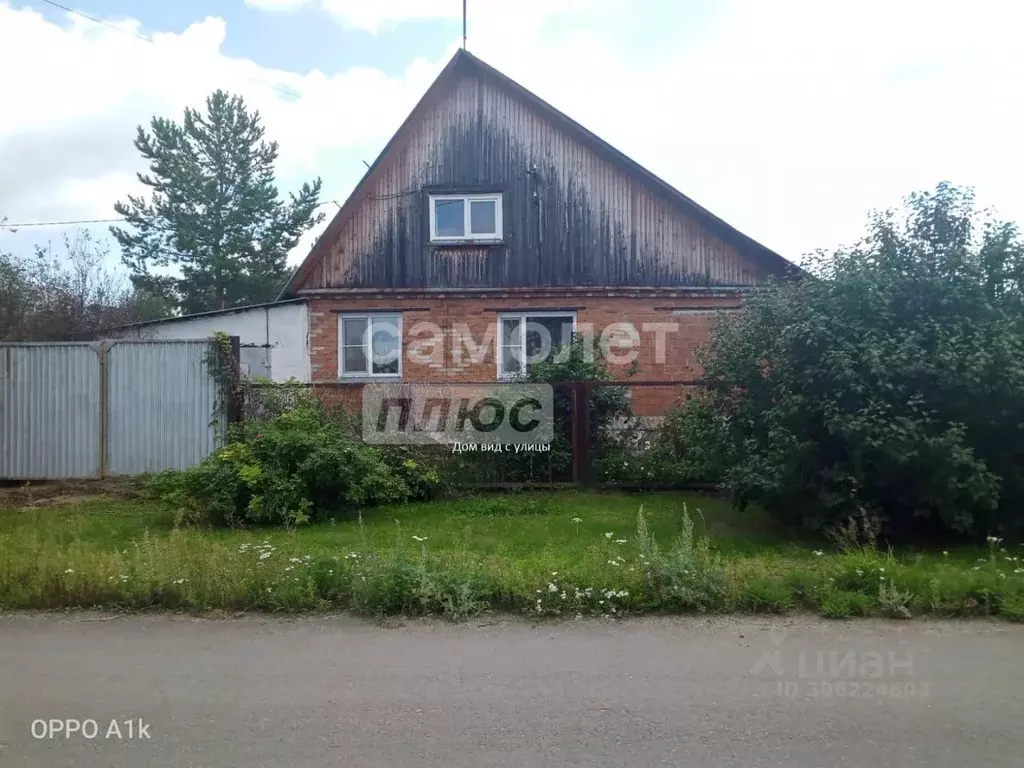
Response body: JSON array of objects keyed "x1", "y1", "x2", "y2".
[
  {"x1": 339, "y1": 313, "x2": 402, "y2": 377},
  {"x1": 498, "y1": 311, "x2": 576, "y2": 378}
]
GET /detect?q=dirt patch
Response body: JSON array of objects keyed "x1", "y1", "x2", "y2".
[{"x1": 0, "y1": 478, "x2": 140, "y2": 510}]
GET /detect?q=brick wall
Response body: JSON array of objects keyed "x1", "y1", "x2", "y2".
[{"x1": 306, "y1": 291, "x2": 740, "y2": 416}]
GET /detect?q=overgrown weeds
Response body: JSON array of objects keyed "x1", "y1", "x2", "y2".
[{"x1": 1, "y1": 492, "x2": 1023, "y2": 620}]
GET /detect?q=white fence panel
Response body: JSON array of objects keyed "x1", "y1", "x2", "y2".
[
  {"x1": 1, "y1": 339, "x2": 227, "y2": 479},
  {"x1": 0, "y1": 343, "x2": 102, "y2": 479},
  {"x1": 105, "y1": 340, "x2": 222, "y2": 475}
]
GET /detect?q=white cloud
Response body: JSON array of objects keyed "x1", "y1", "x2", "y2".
[
  {"x1": 0, "y1": 2, "x2": 445, "y2": 261},
  {"x1": 321, "y1": 0, "x2": 458, "y2": 32},
  {"x1": 2, "y1": 0, "x2": 1023, "y2": 270},
  {"x1": 441, "y1": 0, "x2": 1024, "y2": 260},
  {"x1": 248, "y1": 0, "x2": 594, "y2": 34}
]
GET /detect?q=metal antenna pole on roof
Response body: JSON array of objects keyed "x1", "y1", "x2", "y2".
[{"x1": 462, "y1": 0, "x2": 467, "y2": 49}]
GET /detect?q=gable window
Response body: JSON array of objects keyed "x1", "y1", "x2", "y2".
[
  {"x1": 498, "y1": 312, "x2": 576, "y2": 378},
  {"x1": 429, "y1": 193, "x2": 502, "y2": 242},
  {"x1": 339, "y1": 313, "x2": 402, "y2": 377}
]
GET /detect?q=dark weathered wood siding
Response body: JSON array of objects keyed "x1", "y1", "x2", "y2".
[{"x1": 298, "y1": 72, "x2": 774, "y2": 291}]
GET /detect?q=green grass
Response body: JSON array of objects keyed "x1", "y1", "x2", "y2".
[{"x1": 1, "y1": 490, "x2": 1022, "y2": 619}]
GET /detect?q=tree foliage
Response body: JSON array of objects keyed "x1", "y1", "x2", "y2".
[
  {"x1": 697, "y1": 183, "x2": 1024, "y2": 539},
  {"x1": 112, "y1": 90, "x2": 323, "y2": 314},
  {"x1": 0, "y1": 231, "x2": 168, "y2": 341}
]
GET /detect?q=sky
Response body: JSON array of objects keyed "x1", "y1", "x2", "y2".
[{"x1": 1, "y1": 0, "x2": 1022, "y2": 269}]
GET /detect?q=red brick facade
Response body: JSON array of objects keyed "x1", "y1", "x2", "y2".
[{"x1": 305, "y1": 289, "x2": 739, "y2": 417}]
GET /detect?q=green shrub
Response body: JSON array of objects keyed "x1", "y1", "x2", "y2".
[
  {"x1": 693, "y1": 183, "x2": 1024, "y2": 540},
  {"x1": 819, "y1": 589, "x2": 875, "y2": 619},
  {"x1": 644, "y1": 395, "x2": 732, "y2": 485},
  {"x1": 154, "y1": 394, "x2": 436, "y2": 526}
]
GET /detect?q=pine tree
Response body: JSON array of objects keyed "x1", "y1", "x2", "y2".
[{"x1": 112, "y1": 90, "x2": 322, "y2": 313}]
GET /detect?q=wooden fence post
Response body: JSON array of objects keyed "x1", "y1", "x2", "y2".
[{"x1": 571, "y1": 381, "x2": 592, "y2": 485}]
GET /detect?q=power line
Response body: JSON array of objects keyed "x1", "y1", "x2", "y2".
[
  {"x1": 40, "y1": 0, "x2": 152, "y2": 44},
  {"x1": 2, "y1": 201, "x2": 342, "y2": 230},
  {"x1": 38, "y1": 0, "x2": 304, "y2": 101},
  {"x1": 1, "y1": 217, "x2": 126, "y2": 229}
]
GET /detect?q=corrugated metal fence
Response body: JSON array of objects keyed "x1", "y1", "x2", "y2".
[{"x1": 0, "y1": 339, "x2": 226, "y2": 479}]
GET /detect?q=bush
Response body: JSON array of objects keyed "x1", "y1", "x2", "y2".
[
  {"x1": 694, "y1": 183, "x2": 1024, "y2": 540},
  {"x1": 451, "y1": 338, "x2": 636, "y2": 485},
  {"x1": 638, "y1": 395, "x2": 732, "y2": 485},
  {"x1": 153, "y1": 393, "x2": 437, "y2": 526}
]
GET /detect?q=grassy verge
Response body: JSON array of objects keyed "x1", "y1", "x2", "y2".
[{"x1": 1, "y1": 490, "x2": 1022, "y2": 620}]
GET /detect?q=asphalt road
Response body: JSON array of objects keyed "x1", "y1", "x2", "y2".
[{"x1": 0, "y1": 613, "x2": 1021, "y2": 767}]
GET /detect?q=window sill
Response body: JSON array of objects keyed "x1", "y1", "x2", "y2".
[
  {"x1": 430, "y1": 239, "x2": 505, "y2": 247},
  {"x1": 336, "y1": 375, "x2": 402, "y2": 383}
]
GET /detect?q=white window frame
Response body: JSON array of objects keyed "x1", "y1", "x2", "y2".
[
  {"x1": 338, "y1": 313, "x2": 403, "y2": 378},
  {"x1": 428, "y1": 193, "x2": 503, "y2": 243},
  {"x1": 496, "y1": 311, "x2": 577, "y2": 380}
]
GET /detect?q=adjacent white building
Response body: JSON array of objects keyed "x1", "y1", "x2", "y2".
[{"x1": 115, "y1": 299, "x2": 310, "y2": 382}]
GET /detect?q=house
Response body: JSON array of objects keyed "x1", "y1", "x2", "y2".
[
  {"x1": 283, "y1": 49, "x2": 791, "y2": 415},
  {"x1": 125, "y1": 49, "x2": 790, "y2": 415}
]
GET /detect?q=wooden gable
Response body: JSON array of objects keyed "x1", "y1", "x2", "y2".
[{"x1": 286, "y1": 50, "x2": 792, "y2": 295}]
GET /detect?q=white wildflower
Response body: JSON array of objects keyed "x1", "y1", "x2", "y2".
[
  {"x1": 289, "y1": 557, "x2": 302, "y2": 563},
  {"x1": 64, "y1": 569, "x2": 74, "y2": 574},
  {"x1": 604, "y1": 532, "x2": 614, "y2": 539},
  {"x1": 614, "y1": 539, "x2": 627, "y2": 544},
  {"x1": 571, "y1": 517, "x2": 582, "y2": 523},
  {"x1": 812, "y1": 550, "x2": 824, "y2": 557},
  {"x1": 548, "y1": 583, "x2": 558, "y2": 593},
  {"x1": 412, "y1": 535, "x2": 428, "y2": 542}
]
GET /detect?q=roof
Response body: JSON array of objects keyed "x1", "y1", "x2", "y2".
[
  {"x1": 109, "y1": 298, "x2": 307, "y2": 330},
  {"x1": 281, "y1": 49, "x2": 792, "y2": 297}
]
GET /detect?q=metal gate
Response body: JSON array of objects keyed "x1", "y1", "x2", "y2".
[{"x1": 0, "y1": 339, "x2": 226, "y2": 479}]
